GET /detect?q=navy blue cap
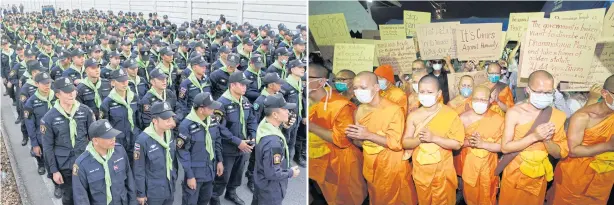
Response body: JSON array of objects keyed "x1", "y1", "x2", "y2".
[
  {"x1": 84, "y1": 58, "x2": 100, "y2": 68},
  {"x1": 226, "y1": 53, "x2": 240, "y2": 67},
  {"x1": 149, "y1": 69, "x2": 168, "y2": 80},
  {"x1": 88, "y1": 119, "x2": 122, "y2": 139},
  {"x1": 110, "y1": 68, "x2": 129, "y2": 82},
  {"x1": 189, "y1": 56, "x2": 208, "y2": 67},
  {"x1": 150, "y1": 101, "x2": 175, "y2": 120},
  {"x1": 193, "y1": 92, "x2": 222, "y2": 109},
  {"x1": 34, "y1": 72, "x2": 52, "y2": 84},
  {"x1": 229, "y1": 71, "x2": 252, "y2": 85},
  {"x1": 264, "y1": 93, "x2": 296, "y2": 110},
  {"x1": 54, "y1": 77, "x2": 76, "y2": 93},
  {"x1": 288, "y1": 59, "x2": 306, "y2": 68},
  {"x1": 250, "y1": 54, "x2": 265, "y2": 68}
]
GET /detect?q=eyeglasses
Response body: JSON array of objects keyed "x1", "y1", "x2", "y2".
[{"x1": 308, "y1": 76, "x2": 324, "y2": 79}]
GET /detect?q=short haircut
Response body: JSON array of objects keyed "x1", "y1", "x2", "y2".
[{"x1": 418, "y1": 75, "x2": 440, "y2": 90}]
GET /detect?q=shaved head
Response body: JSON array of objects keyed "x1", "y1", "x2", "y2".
[
  {"x1": 604, "y1": 74, "x2": 614, "y2": 92},
  {"x1": 528, "y1": 70, "x2": 554, "y2": 90},
  {"x1": 459, "y1": 75, "x2": 474, "y2": 87},
  {"x1": 472, "y1": 85, "x2": 491, "y2": 98},
  {"x1": 418, "y1": 75, "x2": 440, "y2": 91},
  {"x1": 412, "y1": 69, "x2": 428, "y2": 82},
  {"x1": 309, "y1": 63, "x2": 329, "y2": 78},
  {"x1": 487, "y1": 63, "x2": 502, "y2": 74},
  {"x1": 412, "y1": 60, "x2": 426, "y2": 71},
  {"x1": 337, "y1": 69, "x2": 356, "y2": 78},
  {"x1": 355, "y1": 71, "x2": 378, "y2": 85}
]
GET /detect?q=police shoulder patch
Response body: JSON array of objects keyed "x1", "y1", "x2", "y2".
[
  {"x1": 273, "y1": 154, "x2": 281, "y2": 165},
  {"x1": 20, "y1": 95, "x2": 27, "y2": 102},
  {"x1": 134, "y1": 151, "x2": 140, "y2": 160},
  {"x1": 176, "y1": 138, "x2": 184, "y2": 149},
  {"x1": 40, "y1": 124, "x2": 46, "y2": 134},
  {"x1": 253, "y1": 103, "x2": 259, "y2": 111},
  {"x1": 9, "y1": 70, "x2": 15, "y2": 77},
  {"x1": 72, "y1": 164, "x2": 79, "y2": 176},
  {"x1": 179, "y1": 87, "x2": 187, "y2": 99},
  {"x1": 143, "y1": 104, "x2": 150, "y2": 112},
  {"x1": 99, "y1": 111, "x2": 104, "y2": 119},
  {"x1": 24, "y1": 110, "x2": 29, "y2": 118}
]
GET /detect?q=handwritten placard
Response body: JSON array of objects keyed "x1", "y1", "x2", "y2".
[
  {"x1": 353, "y1": 38, "x2": 380, "y2": 66},
  {"x1": 375, "y1": 39, "x2": 417, "y2": 74},
  {"x1": 507, "y1": 12, "x2": 545, "y2": 41},
  {"x1": 602, "y1": 6, "x2": 614, "y2": 41},
  {"x1": 403, "y1": 10, "x2": 431, "y2": 36},
  {"x1": 561, "y1": 43, "x2": 614, "y2": 91},
  {"x1": 333, "y1": 43, "x2": 375, "y2": 74},
  {"x1": 416, "y1": 22, "x2": 459, "y2": 60},
  {"x1": 309, "y1": 13, "x2": 352, "y2": 46},
  {"x1": 456, "y1": 23, "x2": 503, "y2": 61},
  {"x1": 447, "y1": 71, "x2": 488, "y2": 99},
  {"x1": 519, "y1": 18, "x2": 601, "y2": 82},
  {"x1": 551, "y1": 8, "x2": 606, "y2": 23},
  {"x1": 379, "y1": 24, "x2": 406, "y2": 40}
]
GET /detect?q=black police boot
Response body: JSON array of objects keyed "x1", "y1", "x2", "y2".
[
  {"x1": 247, "y1": 180, "x2": 255, "y2": 193},
  {"x1": 15, "y1": 117, "x2": 23, "y2": 124},
  {"x1": 21, "y1": 137, "x2": 28, "y2": 146},
  {"x1": 37, "y1": 165, "x2": 46, "y2": 175},
  {"x1": 224, "y1": 191, "x2": 245, "y2": 205},
  {"x1": 295, "y1": 159, "x2": 306, "y2": 168},
  {"x1": 209, "y1": 197, "x2": 221, "y2": 205},
  {"x1": 54, "y1": 184, "x2": 62, "y2": 198}
]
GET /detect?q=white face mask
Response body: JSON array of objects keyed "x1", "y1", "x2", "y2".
[
  {"x1": 418, "y1": 94, "x2": 437, "y2": 107},
  {"x1": 432, "y1": 63, "x2": 443, "y2": 71},
  {"x1": 355, "y1": 89, "x2": 375, "y2": 104},
  {"x1": 412, "y1": 83, "x2": 419, "y2": 92},
  {"x1": 529, "y1": 92, "x2": 554, "y2": 109},
  {"x1": 472, "y1": 101, "x2": 488, "y2": 114},
  {"x1": 607, "y1": 92, "x2": 614, "y2": 110}
]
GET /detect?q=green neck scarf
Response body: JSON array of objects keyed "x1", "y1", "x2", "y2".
[
  {"x1": 137, "y1": 58, "x2": 150, "y2": 81},
  {"x1": 185, "y1": 109, "x2": 214, "y2": 160},
  {"x1": 218, "y1": 57, "x2": 228, "y2": 70},
  {"x1": 256, "y1": 119, "x2": 289, "y2": 167},
  {"x1": 273, "y1": 60, "x2": 286, "y2": 78},
  {"x1": 222, "y1": 90, "x2": 247, "y2": 138},
  {"x1": 247, "y1": 66, "x2": 262, "y2": 88},
  {"x1": 86, "y1": 142, "x2": 115, "y2": 205},
  {"x1": 82, "y1": 77, "x2": 102, "y2": 108},
  {"x1": 58, "y1": 61, "x2": 70, "y2": 71},
  {"x1": 53, "y1": 101, "x2": 81, "y2": 147},
  {"x1": 108, "y1": 89, "x2": 135, "y2": 130},
  {"x1": 148, "y1": 88, "x2": 166, "y2": 101},
  {"x1": 256, "y1": 48, "x2": 267, "y2": 65},
  {"x1": 128, "y1": 76, "x2": 141, "y2": 97},
  {"x1": 238, "y1": 49, "x2": 251, "y2": 59},
  {"x1": 70, "y1": 64, "x2": 84, "y2": 79},
  {"x1": 188, "y1": 73, "x2": 209, "y2": 93},
  {"x1": 143, "y1": 125, "x2": 172, "y2": 180},
  {"x1": 286, "y1": 75, "x2": 302, "y2": 117},
  {"x1": 156, "y1": 62, "x2": 174, "y2": 86},
  {"x1": 282, "y1": 39, "x2": 292, "y2": 47},
  {"x1": 261, "y1": 89, "x2": 272, "y2": 96},
  {"x1": 35, "y1": 90, "x2": 55, "y2": 109}
]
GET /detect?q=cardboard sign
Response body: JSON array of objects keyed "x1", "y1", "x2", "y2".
[
  {"x1": 309, "y1": 13, "x2": 352, "y2": 46},
  {"x1": 602, "y1": 6, "x2": 614, "y2": 41},
  {"x1": 507, "y1": 12, "x2": 545, "y2": 41},
  {"x1": 403, "y1": 10, "x2": 431, "y2": 36},
  {"x1": 353, "y1": 38, "x2": 380, "y2": 66},
  {"x1": 379, "y1": 24, "x2": 406, "y2": 40},
  {"x1": 560, "y1": 43, "x2": 614, "y2": 91},
  {"x1": 456, "y1": 23, "x2": 503, "y2": 61},
  {"x1": 447, "y1": 71, "x2": 488, "y2": 99},
  {"x1": 416, "y1": 22, "x2": 459, "y2": 60},
  {"x1": 550, "y1": 8, "x2": 606, "y2": 23},
  {"x1": 519, "y1": 18, "x2": 601, "y2": 82},
  {"x1": 375, "y1": 39, "x2": 417, "y2": 74},
  {"x1": 333, "y1": 43, "x2": 375, "y2": 74}
]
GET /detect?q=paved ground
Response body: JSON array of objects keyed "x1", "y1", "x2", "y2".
[{"x1": 0, "y1": 86, "x2": 306, "y2": 205}]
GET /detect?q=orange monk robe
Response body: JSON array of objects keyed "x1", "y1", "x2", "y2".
[
  {"x1": 309, "y1": 91, "x2": 367, "y2": 205},
  {"x1": 499, "y1": 108, "x2": 569, "y2": 205},
  {"x1": 551, "y1": 114, "x2": 614, "y2": 205},
  {"x1": 412, "y1": 104, "x2": 465, "y2": 205},
  {"x1": 448, "y1": 96, "x2": 473, "y2": 175},
  {"x1": 483, "y1": 83, "x2": 515, "y2": 116},
  {"x1": 461, "y1": 110, "x2": 504, "y2": 205},
  {"x1": 380, "y1": 86, "x2": 408, "y2": 115},
  {"x1": 358, "y1": 99, "x2": 417, "y2": 205}
]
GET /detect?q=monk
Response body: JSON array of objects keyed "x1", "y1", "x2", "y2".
[
  {"x1": 551, "y1": 75, "x2": 614, "y2": 205},
  {"x1": 483, "y1": 63, "x2": 514, "y2": 116},
  {"x1": 407, "y1": 69, "x2": 428, "y2": 114},
  {"x1": 307, "y1": 64, "x2": 367, "y2": 205},
  {"x1": 334, "y1": 69, "x2": 358, "y2": 104},
  {"x1": 448, "y1": 75, "x2": 475, "y2": 114},
  {"x1": 402, "y1": 75, "x2": 464, "y2": 205},
  {"x1": 346, "y1": 71, "x2": 417, "y2": 205},
  {"x1": 374, "y1": 64, "x2": 408, "y2": 115},
  {"x1": 499, "y1": 70, "x2": 568, "y2": 205},
  {"x1": 398, "y1": 60, "x2": 427, "y2": 96},
  {"x1": 459, "y1": 86, "x2": 504, "y2": 205}
]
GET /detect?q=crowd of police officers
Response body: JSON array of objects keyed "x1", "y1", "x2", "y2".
[{"x1": 1, "y1": 7, "x2": 306, "y2": 205}]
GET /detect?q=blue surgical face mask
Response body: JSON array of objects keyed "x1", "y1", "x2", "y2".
[
  {"x1": 460, "y1": 87, "x2": 472, "y2": 97},
  {"x1": 335, "y1": 82, "x2": 348, "y2": 92},
  {"x1": 281, "y1": 59, "x2": 288, "y2": 64},
  {"x1": 378, "y1": 79, "x2": 388, "y2": 90},
  {"x1": 488, "y1": 74, "x2": 500, "y2": 83}
]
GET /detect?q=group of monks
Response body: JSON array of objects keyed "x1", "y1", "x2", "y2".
[{"x1": 308, "y1": 60, "x2": 614, "y2": 205}]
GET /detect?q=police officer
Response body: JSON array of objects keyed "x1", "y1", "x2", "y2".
[
  {"x1": 211, "y1": 46, "x2": 231, "y2": 72},
  {"x1": 101, "y1": 51, "x2": 121, "y2": 79},
  {"x1": 252, "y1": 93, "x2": 301, "y2": 205},
  {"x1": 210, "y1": 53, "x2": 240, "y2": 100},
  {"x1": 209, "y1": 33, "x2": 225, "y2": 61},
  {"x1": 24, "y1": 71, "x2": 63, "y2": 198},
  {"x1": 19, "y1": 60, "x2": 44, "y2": 146},
  {"x1": 134, "y1": 101, "x2": 177, "y2": 205},
  {"x1": 72, "y1": 119, "x2": 137, "y2": 205},
  {"x1": 139, "y1": 68, "x2": 180, "y2": 129},
  {"x1": 62, "y1": 48, "x2": 87, "y2": 85},
  {"x1": 178, "y1": 56, "x2": 212, "y2": 118},
  {"x1": 254, "y1": 39, "x2": 272, "y2": 68},
  {"x1": 175, "y1": 40, "x2": 190, "y2": 72},
  {"x1": 76, "y1": 58, "x2": 113, "y2": 119},
  {"x1": 244, "y1": 53, "x2": 266, "y2": 103},
  {"x1": 8, "y1": 43, "x2": 26, "y2": 106},
  {"x1": 137, "y1": 45, "x2": 156, "y2": 81},
  {"x1": 124, "y1": 58, "x2": 150, "y2": 100},
  {"x1": 177, "y1": 92, "x2": 224, "y2": 205},
  {"x1": 1, "y1": 39, "x2": 15, "y2": 100},
  {"x1": 119, "y1": 40, "x2": 136, "y2": 63},
  {"x1": 100, "y1": 68, "x2": 141, "y2": 163},
  {"x1": 211, "y1": 72, "x2": 258, "y2": 205},
  {"x1": 279, "y1": 60, "x2": 305, "y2": 166},
  {"x1": 50, "y1": 50, "x2": 71, "y2": 80},
  {"x1": 37, "y1": 39, "x2": 57, "y2": 70},
  {"x1": 42, "y1": 76, "x2": 95, "y2": 205},
  {"x1": 245, "y1": 72, "x2": 286, "y2": 192},
  {"x1": 89, "y1": 44, "x2": 108, "y2": 67},
  {"x1": 266, "y1": 48, "x2": 290, "y2": 79},
  {"x1": 155, "y1": 46, "x2": 179, "y2": 91},
  {"x1": 236, "y1": 39, "x2": 254, "y2": 71},
  {"x1": 288, "y1": 38, "x2": 306, "y2": 62},
  {"x1": 277, "y1": 29, "x2": 292, "y2": 49}
]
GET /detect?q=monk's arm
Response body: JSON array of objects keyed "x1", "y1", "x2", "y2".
[
  {"x1": 496, "y1": 100, "x2": 508, "y2": 112},
  {"x1": 432, "y1": 136, "x2": 462, "y2": 150},
  {"x1": 479, "y1": 141, "x2": 501, "y2": 153},
  {"x1": 310, "y1": 124, "x2": 334, "y2": 143},
  {"x1": 402, "y1": 115, "x2": 421, "y2": 149},
  {"x1": 544, "y1": 140, "x2": 562, "y2": 159},
  {"x1": 366, "y1": 133, "x2": 390, "y2": 148},
  {"x1": 501, "y1": 110, "x2": 538, "y2": 153},
  {"x1": 568, "y1": 113, "x2": 612, "y2": 157},
  {"x1": 507, "y1": 42, "x2": 520, "y2": 64}
]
